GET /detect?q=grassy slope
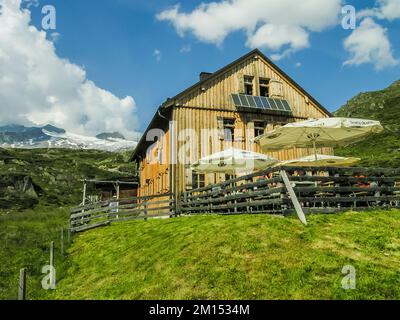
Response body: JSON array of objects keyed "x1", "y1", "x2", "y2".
[
  {"x1": 0, "y1": 148, "x2": 135, "y2": 300},
  {"x1": 50, "y1": 211, "x2": 400, "y2": 300},
  {"x1": 0, "y1": 206, "x2": 69, "y2": 300},
  {"x1": 334, "y1": 80, "x2": 400, "y2": 168}
]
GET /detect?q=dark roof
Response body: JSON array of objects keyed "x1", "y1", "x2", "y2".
[{"x1": 131, "y1": 48, "x2": 331, "y2": 161}]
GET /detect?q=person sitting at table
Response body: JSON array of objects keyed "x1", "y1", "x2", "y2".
[{"x1": 354, "y1": 173, "x2": 370, "y2": 188}]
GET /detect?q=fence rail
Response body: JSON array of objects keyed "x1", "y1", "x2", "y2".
[
  {"x1": 70, "y1": 166, "x2": 400, "y2": 232},
  {"x1": 180, "y1": 166, "x2": 400, "y2": 216},
  {"x1": 70, "y1": 193, "x2": 175, "y2": 232}
]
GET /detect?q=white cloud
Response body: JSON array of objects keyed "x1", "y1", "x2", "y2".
[
  {"x1": 247, "y1": 24, "x2": 309, "y2": 61},
  {"x1": 0, "y1": 0, "x2": 140, "y2": 139},
  {"x1": 180, "y1": 44, "x2": 191, "y2": 53},
  {"x1": 343, "y1": 18, "x2": 398, "y2": 70},
  {"x1": 21, "y1": 0, "x2": 38, "y2": 8},
  {"x1": 153, "y1": 48, "x2": 161, "y2": 61},
  {"x1": 156, "y1": 0, "x2": 343, "y2": 58},
  {"x1": 50, "y1": 31, "x2": 60, "y2": 42},
  {"x1": 295, "y1": 62, "x2": 302, "y2": 68},
  {"x1": 358, "y1": 0, "x2": 400, "y2": 21}
]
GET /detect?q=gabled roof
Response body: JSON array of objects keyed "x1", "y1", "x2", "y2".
[
  {"x1": 162, "y1": 48, "x2": 331, "y2": 115},
  {"x1": 131, "y1": 48, "x2": 331, "y2": 161}
]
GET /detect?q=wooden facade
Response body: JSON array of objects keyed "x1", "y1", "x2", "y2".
[{"x1": 131, "y1": 49, "x2": 332, "y2": 198}]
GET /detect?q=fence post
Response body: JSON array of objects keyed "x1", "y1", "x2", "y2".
[
  {"x1": 18, "y1": 268, "x2": 27, "y2": 300},
  {"x1": 60, "y1": 228, "x2": 64, "y2": 256},
  {"x1": 82, "y1": 181, "x2": 87, "y2": 206},
  {"x1": 144, "y1": 201, "x2": 148, "y2": 222},
  {"x1": 50, "y1": 241, "x2": 54, "y2": 268}
]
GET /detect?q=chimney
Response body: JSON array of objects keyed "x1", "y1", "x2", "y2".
[{"x1": 199, "y1": 72, "x2": 212, "y2": 81}]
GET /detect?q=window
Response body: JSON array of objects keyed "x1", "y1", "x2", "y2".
[
  {"x1": 192, "y1": 172, "x2": 205, "y2": 189},
  {"x1": 225, "y1": 174, "x2": 237, "y2": 181},
  {"x1": 223, "y1": 118, "x2": 235, "y2": 141},
  {"x1": 254, "y1": 121, "x2": 265, "y2": 138},
  {"x1": 259, "y1": 78, "x2": 270, "y2": 97},
  {"x1": 244, "y1": 76, "x2": 254, "y2": 95},
  {"x1": 225, "y1": 174, "x2": 237, "y2": 188}
]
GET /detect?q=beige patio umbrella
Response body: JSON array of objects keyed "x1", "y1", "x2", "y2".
[
  {"x1": 191, "y1": 148, "x2": 278, "y2": 174},
  {"x1": 280, "y1": 154, "x2": 361, "y2": 167},
  {"x1": 254, "y1": 117, "x2": 383, "y2": 160}
]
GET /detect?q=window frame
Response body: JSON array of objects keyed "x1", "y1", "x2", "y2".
[
  {"x1": 223, "y1": 118, "x2": 236, "y2": 142},
  {"x1": 259, "y1": 77, "x2": 270, "y2": 97},
  {"x1": 254, "y1": 120, "x2": 266, "y2": 138},
  {"x1": 244, "y1": 75, "x2": 254, "y2": 95},
  {"x1": 192, "y1": 172, "x2": 205, "y2": 189}
]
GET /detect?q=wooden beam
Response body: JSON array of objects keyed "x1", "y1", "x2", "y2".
[
  {"x1": 18, "y1": 268, "x2": 27, "y2": 301},
  {"x1": 280, "y1": 170, "x2": 307, "y2": 225}
]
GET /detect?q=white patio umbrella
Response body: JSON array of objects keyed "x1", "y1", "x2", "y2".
[
  {"x1": 191, "y1": 148, "x2": 278, "y2": 174},
  {"x1": 280, "y1": 154, "x2": 361, "y2": 167},
  {"x1": 254, "y1": 117, "x2": 383, "y2": 161}
]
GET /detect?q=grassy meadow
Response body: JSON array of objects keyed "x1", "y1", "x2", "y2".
[{"x1": 47, "y1": 210, "x2": 400, "y2": 300}]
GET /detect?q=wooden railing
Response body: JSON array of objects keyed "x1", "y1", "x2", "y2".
[
  {"x1": 180, "y1": 166, "x2": 400, "y2": 216},
  {"x1": 70, "y1": 193, "x2": 175, "y2": 232},
  {"x1": 70, "y1": 166, "x2": 400, "y2": 232}
]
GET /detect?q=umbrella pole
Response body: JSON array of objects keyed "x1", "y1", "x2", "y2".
[{"x1": 312, "y1": 139, "x2": 318, "y2": 161}]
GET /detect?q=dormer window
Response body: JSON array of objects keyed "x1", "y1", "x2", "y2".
[
  {"x1": 259, "y1": 78, "x2": 270, "y2": 97},
  {"x1": 244, "y1": 76, "x2": 254, "y2": 95}
]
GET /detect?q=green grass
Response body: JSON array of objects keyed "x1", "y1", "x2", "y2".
[
  {"x1": 48, "y1": 210, "x2": 400, "y2": 300},
  {"x1": 0, "y1": 148, "x2": 135, "y2": 300},
  {"x1": 0, "y1": 205, "x2": 70, "y2": 300},
  {"x1": 0, "y1": 148, "x2": 136, "y2": 208}
]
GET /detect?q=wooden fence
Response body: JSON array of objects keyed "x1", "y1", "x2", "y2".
[
  {"x1": 180, "y1": 166, "x2": 400, "y2": 216},
  {"x1": 70, "y1": 193, "x2": 175, "y2": 232},
  {"x1": 70, "y1": 166, "x2": 400, "y2": 232}
]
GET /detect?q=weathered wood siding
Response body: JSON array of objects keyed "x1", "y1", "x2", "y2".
[
  {"x1": 176, "y1": 55, "x2": 328, "y2": 119},
  {"x1": 137, "y1": 53, "x2": 331, "y2": 197},
  {"x1": 171, "y1": 54, "x2": 331, "y2": 195},
  {"x1": 137, "y1": 129, "x2": 171, "y2": 197}
]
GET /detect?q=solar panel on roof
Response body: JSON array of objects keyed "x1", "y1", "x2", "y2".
[
  {"x1": 259, "y1": 97, "x2": 268, "y2": 109},
  {"x1": 269, "y1": 99, "x2": 279, "y2": 110},
  {"x1": 232, "y1": 94, "x2": 241, "y2": 106},
  {"x1": 281, "y1": 100, "x2": 291, "y2": 111},
  {"x1": 231, "y1": 94, "x2": 292, "y2": 114},
  {"x1": 275, "y1": 99, "x2": 285, "y2": 111},
  {"x1": 245, "y1": 95, "x2": 257, "y2": 108},
  {"x1": 238, "y1": 95, "x2": 248, "y2": 106},
  {"x1": 253, "y1": 96, "x2": 264, "y2": 108}
]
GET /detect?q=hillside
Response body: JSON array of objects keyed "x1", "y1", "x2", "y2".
[
  {"x1": 48, "y1": 211, "x2": 400, "y2": 300},
  {"x1": 0, "y1": 148, "x2": 136, "y2": 300},
  {"x1": 334, "y1": 80, "x2": 400, "y2": 167},
  {"x1": 0, "y1": 148, "x2": 136, "y2": 209}
]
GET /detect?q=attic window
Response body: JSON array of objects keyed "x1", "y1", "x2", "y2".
[
  {"x1": 259, "y1": 78, "x2": 270, "y2": 97},
  {"x1": 244, "y1": 76, "x2": 254, "y2": 95}
]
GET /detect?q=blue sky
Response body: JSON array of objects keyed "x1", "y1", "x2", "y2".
[{"x1": 2, "y1": 0, "x2": 400, "y2": 135}]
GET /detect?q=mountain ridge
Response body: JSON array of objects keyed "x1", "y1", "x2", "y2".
[{"x1": 0, "y1": 124, "x2": 138, "y2": 152}]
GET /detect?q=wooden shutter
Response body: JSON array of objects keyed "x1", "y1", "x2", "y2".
[
  {"x1": 237, "y1": 74, "x2": 245, "y2": 94},
  {"x1": 269, "y1": 80, "x2": 283, "y2": 98},
  {"x1": 217, "y1": 116, "x2": 224, "y2": 140}
]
